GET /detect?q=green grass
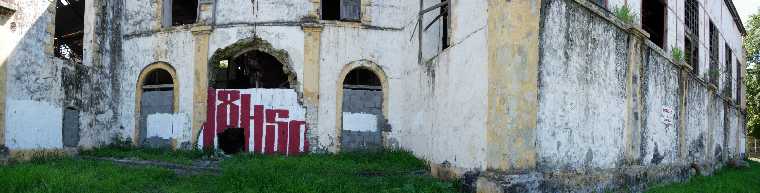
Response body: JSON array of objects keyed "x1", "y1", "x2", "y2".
[
  {"x1": 79, "y1": 146, "x2": 206, "y2": 165},
  {"x1": 613, "y1": 5, "x2": 637, "y2": 24},
  {"x1": 646, "y1": 160, "x2": 760, "y2": 193},
  {"x1": 0, "y1": 149, "x2": 459, "y2": 193}
]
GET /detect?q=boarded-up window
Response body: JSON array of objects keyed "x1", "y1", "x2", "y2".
[
  {"x1": 322, "y1": 0, "x2": 360, "y2": 21},
  {"x1": 340, "y1": 0, "x2": 361, "y2": 21}
]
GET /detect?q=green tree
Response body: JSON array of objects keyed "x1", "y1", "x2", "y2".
[{"x1": 746, "y1": 12, "x2": 760, "y2": 138}]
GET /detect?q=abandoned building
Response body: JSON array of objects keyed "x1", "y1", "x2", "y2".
[{"x1": 0, "y1": 0, "x2": 750, "y2": 192}]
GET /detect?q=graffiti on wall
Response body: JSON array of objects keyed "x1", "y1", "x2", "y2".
[{"x1": 204, "y1": 88, "x2": 309, "y2": 155}]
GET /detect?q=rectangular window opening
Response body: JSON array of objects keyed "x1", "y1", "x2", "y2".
[
  {"x1": 709, "y1": 22, "x2": 719, "y2": 85},
  {"x1": 642, "y1": 0, "x2": 666, "y2": 48},
  {"x1": 684, "y1": 0, "x2": 699, "y2": 74},
  {"x1": 321, "y1": 0, "x2": 360, "y2": 22},
  {"x1": 167, "y1": 0, "x2": 197, "y2": 26},
  {"x1": 54, "y1": 0, "x2": 85, "y2": 64},
  {"x1": 725, "y1": 44, "x2": 732, "y2": 96},
  {"x1": 684, "y1": 36, "x2": 698, "y2": 74},
  {"x1": 736, "y1": 59, "x2": 741, "y2": 103}
]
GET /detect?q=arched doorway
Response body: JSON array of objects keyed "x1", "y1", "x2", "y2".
[
  {"x1": 135, "y1": 63, "x2": 178, "y2": 148},
  {"x1": 211, "y1": 50, "x2": 293, "y2": 154},
  {"x1": 340, "y1": 67, "x2": 385, "y2": 151}
]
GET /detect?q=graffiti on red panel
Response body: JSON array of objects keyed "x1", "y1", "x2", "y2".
[{"x1": 204, "y1": 88, "x2": 309, "y2": 155}]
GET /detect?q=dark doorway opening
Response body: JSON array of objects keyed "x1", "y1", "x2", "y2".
[
  {"x1": 218, "y1": 127, "x2": 245, "y2": 154},
  {"x1": 54, "y1": 0, "x2": 85, "y2": 63},
  {"x1": 642, "y1": 0, "x2": 666, "y2": 48},
  {"x1": 214, "y1": 51, "x2": 290, "y2": 89}
]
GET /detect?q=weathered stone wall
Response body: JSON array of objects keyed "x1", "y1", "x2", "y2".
[
  {"x1": 519, "y1": 0, "x2": 748, "y2": 192},
  {"x1": 0, "y1": 0, "x2": 124, "y2": 150},
  {"x1": 537, "y1": 0, "x2": 629, "y2": 170}
]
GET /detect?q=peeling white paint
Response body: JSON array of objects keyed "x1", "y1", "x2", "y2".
[
  {"x1": 5, "y1": 100, "x2": 63, "y2": 149},
  {"x1": 342, "y1": 112, "x2": 377, "y2": 132}
]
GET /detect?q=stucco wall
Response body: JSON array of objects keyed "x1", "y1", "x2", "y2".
[
  {"x1": 538, "y1": 0, "x2": 629, "y2": 169},
  {"x1": 641, "y1": 47, "x2": 682, "y2": 166}
]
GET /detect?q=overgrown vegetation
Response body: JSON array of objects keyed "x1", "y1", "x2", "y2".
[
  {"x1": 613, "y1": 5, "x2": 637, "y2": 24},
  {"x1": 646, "y1": 160, "x2": 760, "y2": 193},
  {"x1": 745, "y1": 12, "x2": 760, "y2": 139},
  {"x1": 671, "y1": 47, "x2": 684, "y2": 63},
  {"x1": 0, "y1": 148, "x2": 459, "y2": 193}
]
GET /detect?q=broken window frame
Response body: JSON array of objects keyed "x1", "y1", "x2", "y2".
[
  {"x1": 416, "y1": 0, "x2": 450, "y2": 63},
  {"x1": 684, "y1": 0, "x2": 699, "y2": 74},
  {"x1": 54, "y1": 0, "x2": 85, "y2": 64},
  {"x1": 162, "y1": 0, "x2": 198, "y2": 27},
  {"x1": 321, "y1": 0, "x2": 361, "y2": 22},
  {"x1": 709, "y1": 21, "x2": 719, "y2": 85}
]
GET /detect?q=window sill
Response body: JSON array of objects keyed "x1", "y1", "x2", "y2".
[
  {"x1": 159, "y1": 23, "x2": 207, "y2": 33},
  {"x1": 320, "y1": 20, "x2": 364, "y2": 28}
]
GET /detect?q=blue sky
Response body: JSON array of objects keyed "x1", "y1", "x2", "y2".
[{"x1": 735, "y1": 0, "x2": 760, "y2": 25}]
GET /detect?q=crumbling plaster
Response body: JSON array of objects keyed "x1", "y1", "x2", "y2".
[{"x1": 0, "y1": 0, "x2": 751, "y2": 191}]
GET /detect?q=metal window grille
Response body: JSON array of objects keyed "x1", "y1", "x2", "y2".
[{"x1": 709, "y1": 23, "x2": 719, "y2": 85}]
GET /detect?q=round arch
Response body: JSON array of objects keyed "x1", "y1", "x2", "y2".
[
  {"x1": 133, "y1": 62, "x2": 180, "y2": 145},
  {"x1": 335, "y1": 59, "x2": 390, "y2": 151},
  {"x1": 207, "y1": 37, "x2": 299, "y2": 90}
]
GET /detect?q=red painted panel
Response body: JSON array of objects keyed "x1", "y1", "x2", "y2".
[
  {"x1": 265, "y1": 124, "x2": 276, "y2": 154},
  {"x1": 203, "y1": 88, "x2": 216, "y2": 150},
  {"x1": 240, "y1": 94, "x2": 251, "y2": 152},
  {"x1": 288, "y1": 121, "x2": 305, "y2": 155},
  {"x1": 207, "y1": 89, "x2": 310, "y2": 155},
  {"x1": 252, "y1": 105, "x2": 264, "y2": 154},
  {"x1": 216, "y1": 90, "x2": 240, "y2": 134}
]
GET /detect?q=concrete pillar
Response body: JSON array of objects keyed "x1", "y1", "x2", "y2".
[
  {"x1": 302, "y1": 24, "x2": 322, "y2": 152},
  {"x1": 485, "y1": 0, "x2": 541, "y2": 170},
  {"x1": 677, "y1": 62, "x2": 693, "y2": 160},
  {"x1": 190, "y1": 25, "x2": 213, "y2": 147},
  {"x1": 623, "y1": 26, "x2": 649, "y2": 164}
]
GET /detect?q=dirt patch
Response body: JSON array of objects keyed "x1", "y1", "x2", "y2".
[{"x1": 82, "y1": 156, "x2": 221, "y2": 176}]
